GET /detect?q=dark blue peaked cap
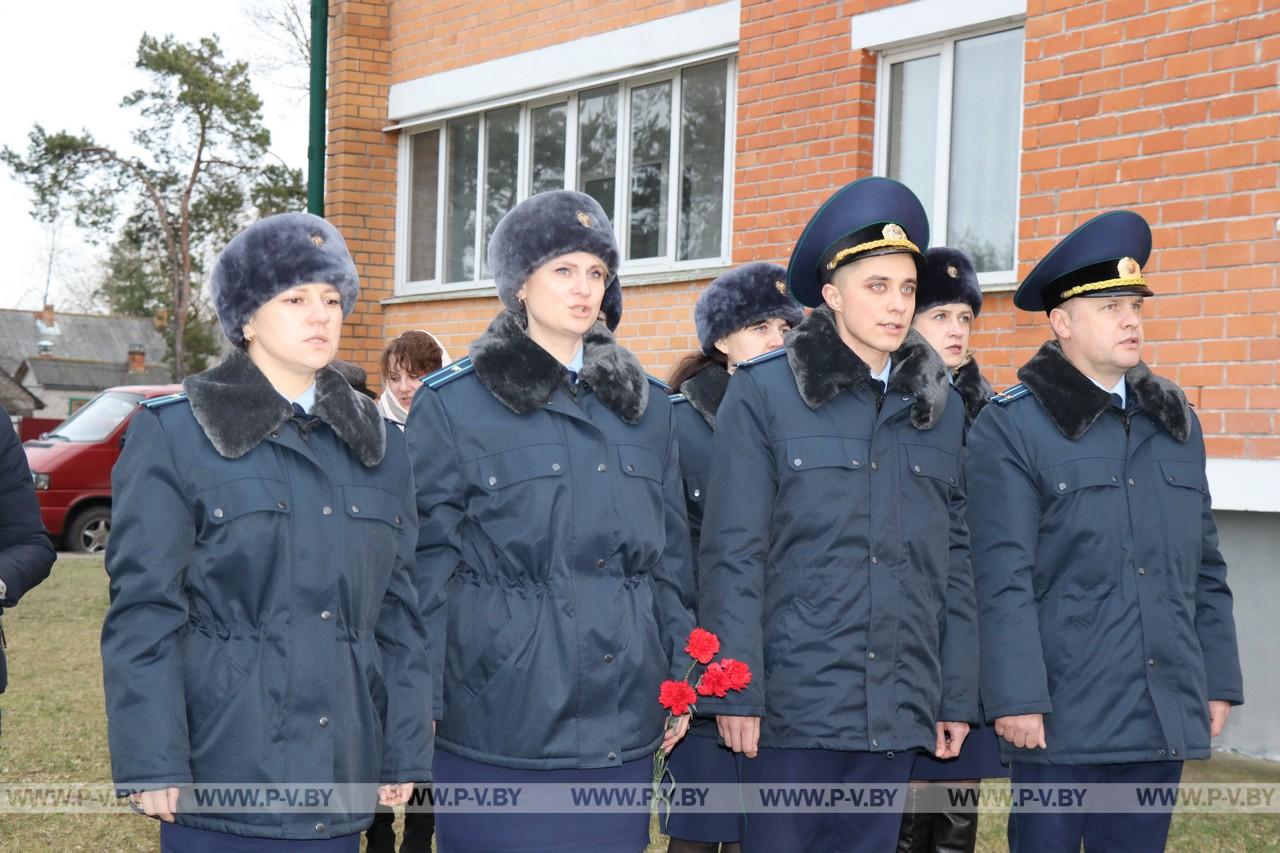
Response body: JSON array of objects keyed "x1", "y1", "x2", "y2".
[
  {"x1": 786, "y1": 176, "x2": 929, "y2": 308},
  {"x1": 1015, "y1": 210, "x2": 1154, "y2": 313}
]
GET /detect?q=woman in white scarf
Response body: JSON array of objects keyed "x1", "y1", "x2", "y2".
[{"x1": 376, "y1": 330, "x2": 451, "y2": 428}]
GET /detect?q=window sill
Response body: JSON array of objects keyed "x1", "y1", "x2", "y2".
[{"x1": 385, "y1": 263, "x2": 734, "y2": 305}]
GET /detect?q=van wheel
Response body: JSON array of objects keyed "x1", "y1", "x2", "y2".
[{"x1": 67, "y1": 506, "x2": 112, "y2": 554}]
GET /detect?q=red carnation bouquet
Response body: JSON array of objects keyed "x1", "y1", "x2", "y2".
[{"x1": 652, "y1": 627, "x2": 752, "y2": 816}]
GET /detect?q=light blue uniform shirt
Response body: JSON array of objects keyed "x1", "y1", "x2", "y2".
[
  {"x1": 282, "y1": 382, "x2": 317, "y2": 414},
  {"x1": 1089, "y1": 375, "x2": 1126, "y2": 408}
]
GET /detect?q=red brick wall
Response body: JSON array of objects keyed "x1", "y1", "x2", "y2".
[{"x1": 335, "y1": 0, "x2": 1278, "y2": 458}]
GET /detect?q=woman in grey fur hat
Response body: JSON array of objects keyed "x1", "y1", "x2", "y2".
[
  {"x1": 898, "y1": 245, "x2": 1005, "y2": 853},
  {"x1": 102, "y1": 212, "x2": 432, "y2": 852},
  {"x1": 663, "y1": 262, "x2": 804, "y2": 853},
  {"x1": 405, "y1": 190, "x2": 696, "y2": 853}
]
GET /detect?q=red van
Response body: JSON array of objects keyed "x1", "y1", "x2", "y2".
[{"x1": 23, "y1": 384, "x2": 182, "y2": 553}]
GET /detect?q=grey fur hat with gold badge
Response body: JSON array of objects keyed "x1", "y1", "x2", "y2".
[
  {"x1": 488, "y1": 190, "x2": 623, "y2": 330},
  {"x1": 918, "y1": 246, "x2": 983, "y2": 317},
  {"x1": 694, "y1": 262, "x2": 805, "y2": 355}
]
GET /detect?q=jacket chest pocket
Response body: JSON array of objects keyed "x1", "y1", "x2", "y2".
[
  {"x1": 1040, "y1": 458, "x2": 1123, "y2": 502},
  {"x1": 617, "y1": 444, "x2": 665, "y2": 544},
  {"x1": 470, "y1": 444, "x2": 568, "y2": 533},
  {"x1": 197, "y1": 478, "x2": 292, "y2": 545},
  {"x1": 1157, "y1": 459, "x2": 1207, "y2": 589},
  {"x1": 903, "y1": 443, "x2": 958, "y2": 498},
  {"x1": 342, "y1": 484, "x2": 406, "y2": 606}
]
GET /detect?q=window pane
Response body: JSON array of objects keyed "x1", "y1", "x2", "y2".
[
  {"x1": 949, "y1": 29, "x2": 1022, "y2": 272},
  {"x1": 408, "y1": 130, "x2": 439, "y2": 282},
  {"x1": 887, "y1": 55, "x2": 939, "y2": 223},
  {"x1": 444, "y1": 116, "x2": 479, "y2": 282},
  {"x1": 628, "y1": 80, "x2": 672, "y2": 260},
  {"x1": 678, "y1": 60, "x2": 727, "y2": 261},
  {"x1": 578, "y1": 87, "x2": 618, "y2": 222},
  {"x1": 481, "y1": 106, "x2": 520, "y2": 278},
  {"x1": 531, "y1": 102, "x2": 567, "y2": 195}
]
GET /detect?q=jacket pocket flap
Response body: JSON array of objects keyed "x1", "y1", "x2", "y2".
[
  {"x1": 342, "y1": 485, "x2": 406, "y2": 527},
  {"x1": 477, "y1": 444, "x2": 567, "y2": 490},
  {"x1": 199, "y1": 478, "x2": 291, "y2": 524},
  {"x1": 1159, "y1": 459, "x2": 1206, "y2": 493},
  {"x1": 1042, "y1": 458, "x2": 1123, "y2": 495},
  {"x1": 905, "y1": 443, "x2": 959, "y2": 485},
  {"x1": 618, "y1": 444, "x2": 663, "y2": 482},
  {"x1": 785, "y1": 436, "x2": 867, "y2": 471}
]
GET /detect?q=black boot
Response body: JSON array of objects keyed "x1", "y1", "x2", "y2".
[
  {"x1": 896, "y1": 797, "x2": 933, "y2": 853},
  {"x1": 365, "y1": 806, "x2": 397, "y2": 853},
  {"x1": 930, "y1": 796, "x2": 979, "y2": 853},
  {"x1": 399, "y1": 802, "x2": 436, "y2": 853}
]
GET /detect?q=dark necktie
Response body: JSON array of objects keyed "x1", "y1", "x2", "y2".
[{"x1": 1110, "y1": 393, "x2": 1124, "y2": 411}]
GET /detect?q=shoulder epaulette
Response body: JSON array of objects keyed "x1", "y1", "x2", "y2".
[
  {"x1": 990, "y1": 383, "x2": 1031, "y2": 406},
  {"x1": 140, "y1": 392, "x2": 189, "y2": 410},
  {"x1": 647, "y1": 375, "x2": 671, "y2": 393},
  {"x1": 669, "y1": 392, "x2": 688, "y2": 405},
  {"x1": 423, "y1": 357, "x2": 474, "y2": 390},
  {"x1": 735, "y1": 348, "x2": 787, "y2": 369}
]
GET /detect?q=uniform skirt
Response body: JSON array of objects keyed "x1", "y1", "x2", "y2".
[
  {"x1": 662, "y1": 721, "x2": 741, "y2": 843},
  {"x1": 433, "y1": 749, "x2": 651, "y2": 853},
  {"x1": 160, "y1": 823, "x2": 359, "y2": 852},
  {"x1": 910, "y1": 723, "x2": 1008, "y2": 781}
]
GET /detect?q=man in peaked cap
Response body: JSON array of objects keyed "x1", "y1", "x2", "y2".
[
  {"x1": 696, "y1": 177, "x2": 978, "y2": 853},
  {"x1": 964, "y1": 211, "x2": 1243, "y2": 852}
]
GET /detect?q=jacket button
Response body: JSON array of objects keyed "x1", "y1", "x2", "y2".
[
  {"x1": 870, "y1": 461, "x2": 878, "y2": 470},
  {"x1": 793, "y1": 458, "x2": 803, "y2": 466},
  {"x1": 868, "y1": 651, "x2": 876, "y2": 660},
  {"x1": 1058, "y1": 482, "x2": 1067, "y2": 491},
  {"x1": 488, "y1": 476, "x2": 498, "y2": 486},
  {"x1": 692, "y1": 489, "x2": 701, "y2": 498},
  {"x1": 319, "y1": 716, "x2": 330, "y2": 727},
  {"x1": 626, "y1": 463, "x2": 635, "y2": 473},
  {"x1": 351, "y1": 505, "x2": 361, "y2": 513},
  {"x1": 900, "y1": 395, "x2": 910, "y2": 402},
  {"x1": 270, "y1": 431, "x2": 279, "y2": 439},
  {"x1": 213, "y1": 508, "x2": 224, "y2": 519},
  {"x1": 1147, "y1": 658, "x2": 1156, "y2": 667},
  {"x1": 277, "y1": 501, "x2": 287, "y2": 510},
  {"x1": 552, "y1": 463, "x2": 561, "y2": 472},
  {"x1": 1128, "y1": 478, "x2": 1136, "y2": 486},
  {"x1": 607, "y1": 751, "x2": 617, "y2": 761},
  {"x1": 1171, "y1": 748, "x2": 1177, "y2": 756},
  {"x1": 597, "y1": 463, "x2": 607, "y2": 472},
  {"x1": 1158, "y1": 749, "x2": 1166, "y2": 756},
  {"x1": 1138, "y1": 567, "x2": 1146, "y2": 576},
  {"x1": 315, "y1": 822, "x2": 325, "y2": 833},
  {"x1": 321, "y1": 610, "x2": 332, "y2": 621},
  {"x1": 870, "y1": 556, "x2": 878, "y2": 565},
  {"x1": 1168, "y1": 474, "x2": 1176, "y2": 482},
  {"x1": 1112, "y1": 475, "x2": 1119, "y2": 482},
  {"x1": 604, "y1": 654, "x2": 613, "y2": 663},
  {"x1": 851, "y1": 459, "x2": 860, "y2": 467},
  {"x1": 871, "y1": 739, "x2": 879, "y2": 748},
  {"x1": 596, "y1": 559, "x2": 606, "y2": 568},
  {"x1": 912, "y1": 464, "x2": 922, "y2": 474},
  {"x1": 322, "y1": 506, "x2": 333, "y2": 516}
]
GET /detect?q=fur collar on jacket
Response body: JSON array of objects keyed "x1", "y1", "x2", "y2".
[
  {"x1": 677, "y1": 362, "x2": 731, "y2": 429},
  {"x1": 1017, "y1": 340, "x2": 1191, "y2": 442},
  {"x1": 783, "y1": 305, "x2": 950, "y2": 429},
  {"x1": 952, "y1": 356, "x2": 994, "y2": 428},
  {"x1": 184, "y1": 348, "x2": 387, "y2": 466},
  {"x1": 470, "y1": 310, "x2": 650, "y2": 424}
]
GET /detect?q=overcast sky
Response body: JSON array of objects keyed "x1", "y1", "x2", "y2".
[{"x1": 0, "y1": 1, "x2": 310, "y2": 311}]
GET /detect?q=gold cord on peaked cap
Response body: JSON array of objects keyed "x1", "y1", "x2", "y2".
[
  {"x1": 824, "y1": 223, "x2": 920, "y2": 270},
  {"x1": 1057, "y1": 257, "x2": 1147, "y2": 301}
]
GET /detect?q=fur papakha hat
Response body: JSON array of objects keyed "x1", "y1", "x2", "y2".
[
  {"x1": 487, "y1": 190, "x2": 623, "y2": 330},
  {"x1": 695, "y1": 262, "x2": 805, "y2": 355},
  {"x1": 918, "y1": 246, "x2": 982, "y2": 317},
  {"x1": 210, "y1": 212, "x2": 359, "y2": 347}
]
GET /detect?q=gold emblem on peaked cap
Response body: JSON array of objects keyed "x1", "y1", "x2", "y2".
[
  {"x1": 310, "y1": 234, "x2": 325, "y2": 247},
  {"x1": 576, "y1": 211, "x2": 594, "y2": 228},
  {"x1": 775, "y1": 280, "x2": 787, "y2": 294},
  {"x1": 947, "y1": 264, "x2": 959, "y2": 279},
  {"x1": 882, "y1": 223, "x2": 907, "y2": 242},
  {"x1": 1118, "y1": 257, "x2": 1141, "y2": 278}
]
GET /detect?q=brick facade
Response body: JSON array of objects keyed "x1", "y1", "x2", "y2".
[{"x1": 328, "y1": 0, "x2": 1279, "y2": 458}]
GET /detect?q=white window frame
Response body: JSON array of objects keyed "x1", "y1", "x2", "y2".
[
  {"x1": 871, "y1": 23, "x2": 1025, "y2": 288},
  {"x1": 394, "y1": 56, "x2": 737, "y2": 298}
]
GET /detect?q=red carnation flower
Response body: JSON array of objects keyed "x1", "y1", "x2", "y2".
[
  {"x1": 685, "y1": 627, "x2": 721, "y2": 664},
  {"x1": 659, "y1": 680, "x2": 698, "y2": 716},
  {"x1": 720, "y1": 658, "x2": 752, "y2": 691},
  {"x1": 696, "y1": 662, "x2": 731, "y2": 698}
]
